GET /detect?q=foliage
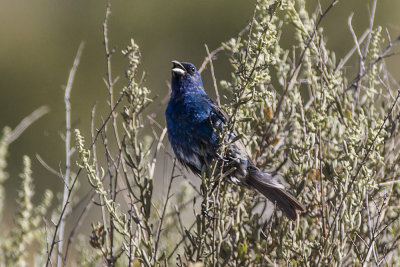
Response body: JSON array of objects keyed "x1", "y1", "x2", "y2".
[{"x1": 0, "y1": 134, "x2": 53, "y2": 266}]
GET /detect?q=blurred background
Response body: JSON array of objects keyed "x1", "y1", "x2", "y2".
[{"x1": 0, "y1": 0, "x2": 399, "y2": 233}]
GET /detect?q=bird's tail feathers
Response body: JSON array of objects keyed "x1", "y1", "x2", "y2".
[{"x1": 247, "y1": 168, "x2": 305, "y2": 221}]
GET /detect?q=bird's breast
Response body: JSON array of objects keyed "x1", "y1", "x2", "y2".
[{"x1": 165, "y1": 98, "x2": 216, "y2": 173}]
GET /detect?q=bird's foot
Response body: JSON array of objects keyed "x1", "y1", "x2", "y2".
[
  {"x1": 216, "y1": 153, "x2": 229, "y2": 162},
  {"x1": 210, "y1": 180, "x2": 220, "y2": 195},
  {"x1": 201, "y1": 198, "x2": 217, "y2": 219}
]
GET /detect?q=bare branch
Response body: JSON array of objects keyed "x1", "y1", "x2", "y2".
[
  {"x1": 335, "y1": 30, "x2": 369, "y2": 74},
  {"x1": 154, "y1": 159, "x2": 176, "y2": 262},
  {"x1": 205, "y1": 44, "x2": 220, "y2": 106},
  {"x1": 36, "y1": 154, "x2": 63, "y2": 179},
  {"x1": 5, "y1": 106, "x2": 50, "y2": 144},
  {"x1": 345, "y1": 34, "x2": 400, "y2": 92},
  {"x1": 45, "y1": 41, "x2": 85, "y2": 267},
  {"x1": 57, "y1": 41, "x2": 85, "y2": 267}
]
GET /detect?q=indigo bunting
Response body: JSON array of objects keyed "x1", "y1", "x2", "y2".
[{"x1": 165, "y1": 60, "x2": 305, "y2": 220}]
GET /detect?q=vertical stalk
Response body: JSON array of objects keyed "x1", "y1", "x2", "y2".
[{"x1": 57, "y1": 42, "x2": 85, "y2": 267}]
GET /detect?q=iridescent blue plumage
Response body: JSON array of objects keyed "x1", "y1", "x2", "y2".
[
  {"x1": 165, "y1": 61, "x2": 305, "y2": 220},
  {"x1": 166, "y1": 62, "x2": 224, "y2": 174}
]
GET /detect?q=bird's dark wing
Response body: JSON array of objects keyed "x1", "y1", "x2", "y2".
[
  {"x1": 185, "y1": 95, "x2": 228, "y2": 172},
  {"x1": 207, "y1": 96, "x2": 228, "y2": 124}
]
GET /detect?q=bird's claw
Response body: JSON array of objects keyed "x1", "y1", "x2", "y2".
[
  {"x1": 210, "y1": 181, "x2": 219, "y2": 195},
  {"x1": 216, "y1": 153, "x2": 229, "y2": 162},
  {"x1": 201, "y1": 199, "x2": 217, "y2": 219}
]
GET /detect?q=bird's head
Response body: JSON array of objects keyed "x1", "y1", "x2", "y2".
[{"x1": 170, "y1": 60, "x2": 205, "y2": 96}]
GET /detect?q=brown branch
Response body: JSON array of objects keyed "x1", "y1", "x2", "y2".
[{"x1": 198, "y1": 46, "x2": 225, "y2": 74}]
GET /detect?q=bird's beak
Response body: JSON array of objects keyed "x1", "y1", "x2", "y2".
[{"x1": 171, "y1": 60, "x2": 186, "y2": 77}]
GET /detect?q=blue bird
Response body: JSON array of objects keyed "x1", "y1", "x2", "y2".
[{"x1": 165, "y1": 60, "x2": 305, "y2": 220}]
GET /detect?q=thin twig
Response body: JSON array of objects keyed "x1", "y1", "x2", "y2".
[
  {"x1": 198, "y1": 22, "x2": 251, "y2": 74},
  {"x1": 149, "y1": 128, "x2": 167, "y2": 179},
  {"x1": 348, "y1": 14, "x2": 363, "y2": 61},
  {"x1": 91, "y1": 93, "x2": 124, "y2": 150},
  {"x1": 91, "y1": 105, "x2": 111, "y2": 254},
  {"x1": 102, "y1": 2, "x2": 130, "y2": 207},
  {"x1": 199, "y1": 46, "x2": 225, "y2": 74},
  {"x1": 318, "y1": 128, "x2": 326, "y2": 238},
  {"x1": 347, "y1": 12, "x2": 365, "y2": 105},
  {"x1": 102, "y1": 5, "x2": 130, "y2": 264},
  {"x1": 36, "y1": 154, "x2": 63, "y2": 179},
  {"x1": 344, "y1": 34, "x2": 400, "y2": 92},
  {"x1": 205, "y1": 44, "x2": 220, "y2": 106},
  {"x1": 154, "y1": 159, "x2": 176, "y2": 262},
  {"x1": 43, "y1": 218, "x2": 52, "y2": 267},
  {"x1": 363, "y1": 188, "x2": 394, "y2": 265},
  {"x1": 167, "y1": 220, "x2": 197, "y2": 261},
  {"x1": 57, "y1": 41, "x2": 85, "y2": 267},
  {"x1": 45, "y1": 167, "x2": 82, "y2": 267},
  {"x1": 63, "y1": 191, "x2": 96, "y2": 263},
  {"x1": 5, "y1": 106, "x2": 50, "y2": 144},
  {"x1": 335, "y1": 30, "x2": 369, "y2": 74}
]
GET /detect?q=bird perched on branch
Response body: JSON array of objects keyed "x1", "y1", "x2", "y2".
[{"x1": 165, "y1": 60, "x2": 305, "y2": 220}]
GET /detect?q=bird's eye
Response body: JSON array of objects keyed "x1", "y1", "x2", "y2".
[{"x1": 190, "y1": 66, "x2": 195, "y2": 73}]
